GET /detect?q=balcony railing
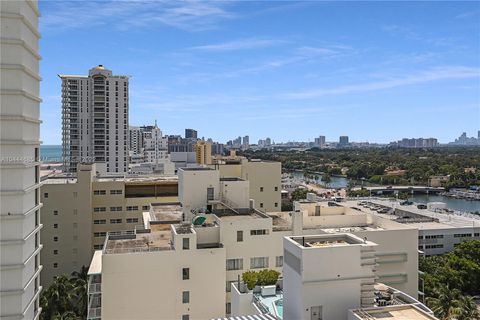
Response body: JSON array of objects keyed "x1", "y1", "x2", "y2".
[
  {"x1": 88, "y1": 283, "x2": 101, "y2": 294},
  {"x1": 87, "y1": 307, "x2": 101, "y2": 319}
]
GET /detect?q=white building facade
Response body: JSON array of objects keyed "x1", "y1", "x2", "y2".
[
  {"x1": 0, "y1": 1, "x2": 43, "y2": 319},
  {"x1": 60, "y1": 65, "x2": 129, "y2": 173}
]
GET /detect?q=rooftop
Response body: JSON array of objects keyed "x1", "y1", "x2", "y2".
[
  {"x1": 149, "y1": 203, "x2": 183, "y2": 223},
  {"x1": 289, "y1": 233, "x2": 372, "y2": 248},
  {"x1": 104, "y1": 230, "x2": 172, "y2": 254},
  {"x1": 353, "y1": 305, "x2": 437, "y2": 320},
  {"x1": 180, "y1": 167, "x2": 214, "y2": 171},
  {"x1": 215, "y1": 209, "x2": 270, "y2": 221}
]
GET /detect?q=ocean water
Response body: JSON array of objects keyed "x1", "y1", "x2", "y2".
[{"x1": 40, "y1": 145, "x2": 62, "y2": 163}]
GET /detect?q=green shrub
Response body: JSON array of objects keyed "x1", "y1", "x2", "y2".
[
  {"x1": 242, "y1": 271, "x2": 257, "y2": 290},
  {"x1": 257, "y1": 269, "x2": 280, "y2": 286}
]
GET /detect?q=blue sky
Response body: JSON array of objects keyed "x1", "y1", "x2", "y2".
[{"x1": 39, "y1": 1, "x2": 480, "y2": 144}]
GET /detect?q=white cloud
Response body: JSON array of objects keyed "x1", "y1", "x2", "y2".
[
  {"x1": 41, "y1": 1, "x2": 234, "y2": 33},
  {"x1": 191, "y1": 38, "x2": 287, "y2": 51},
  {"x1": 281, "y1": 66, "x2": 480, "y2": 99}
]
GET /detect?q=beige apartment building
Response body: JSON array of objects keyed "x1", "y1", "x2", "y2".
[
  {"x1": 212, "y1": 158, "x2": 282, "y2": 212},
  {"x1": 195, "y1": 140, "x2": 212, "y2": 165},
  {"x1": 87, "y1": 168, "x2": 420, "y2": 319},
  {"x1": 40, "y1": 163, "x2": 178, "y2": 286}
]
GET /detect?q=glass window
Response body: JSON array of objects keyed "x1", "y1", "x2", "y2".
[
  {"x1": 276, "y1": 256, "x2": 283, "y2": 267},
  {"x1": 183, "y1": 238, "x2": 190, "y2": 250},
  {"x1": 182, "y1": 315, "x2": 189, "y2": 320},
  {"x1": 182, "y1": 268, "x2": 189, "y2": 280},
  {"x1": 226, "y1": 259, "x2": 243, "y2": 271},
  {"x1": 237, "y1": 230, "x2": 243, "y2": 242},
  {"x1": 182, "y1": 291, "x2": 189, "y2": 303},
  {"x1": 250, "y1": 257, "x2": 269, "y2": 269}
]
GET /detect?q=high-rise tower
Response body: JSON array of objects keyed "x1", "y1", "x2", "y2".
[
  {"x1": 59, "y1": 65, "x2": 129, "y2": 173},
  {"x1": 0, "y1": 1, "x2": 42, "y2": 318}
]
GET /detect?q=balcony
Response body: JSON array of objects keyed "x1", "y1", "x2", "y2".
[
  {"x1": 88, "y1": 282, "x2": 101, "y2": 294},
  {"x1": 87, "y1": 307, "x2": 101, "y2": 319}
]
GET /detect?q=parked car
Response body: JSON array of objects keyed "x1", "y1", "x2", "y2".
[{"x1": 417, "y1": 204, "x2": 427, "y2": 209}]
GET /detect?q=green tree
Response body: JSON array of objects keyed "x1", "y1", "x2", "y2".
[
  {"x1": 291, "y1": 188, "x2": 308, "y2": 201},
  {"x1": 71, "y1": 266, "x2": 89, "y2": 319},
  {"x1": 426, "y1": 285, "x2": 461, "y2": 319},
  {"x1": 40, "y1": 275, "x2": 75, "y2": 320}
]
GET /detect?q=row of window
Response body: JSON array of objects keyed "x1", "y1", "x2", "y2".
[
  {"x1": 53, "y1": 248, "x2": 78, "y2": 255},
  {"x1": 93, "y1": 205, "x2": 147, "y2": 212},
  {"x1": 94, "y1": 189, "x2": 123, "y2": 195},
  {"x1": 225, "y1": 256, "x2": 283, "y2": 271},
  {"x1": 259, "y1": 202, "x2": 278, "y2": 209},
  {"x1": 420, "y1": 233, "x2": 480, "y2": 239},
  {"x1": 236, "y1": 229, "x2": 270, "y2": 242},
  {"x1": 259, "y1": 187, "x2": 279, "y2": 192},
  {"x1": 93, "y1": 218, "x2": 139, "y2": 224},
  {"x1": 425, "y1": 244, "x2": 444, "y2": 249}
]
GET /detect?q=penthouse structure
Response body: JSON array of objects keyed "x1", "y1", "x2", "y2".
[
  {"x1": 0, "y1": 1, "x2": 42, "y2": 318},
  {"x1": 59, "y1": 65, "x2": 129, "y2": 173},
  {"x1": 229, "y1": 234, "x2": 435, "y2": 320}
]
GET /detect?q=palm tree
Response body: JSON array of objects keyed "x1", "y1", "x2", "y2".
[
  {"x1": 426, "y1": 285, "x2": 461, "y2": 319},
  {"x1": 451, "y1": 295, "x2": 480, "y2": 320},
  {"x1": 71, "y1": 266, "x2": 89, "y2": 319},
  {"x1": 40, "y1": 274, "x2": 75, "y2": 320}
]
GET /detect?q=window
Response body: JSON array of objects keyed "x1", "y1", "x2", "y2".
[
  {"x1": 53, "y1": 250, "x2": 58, "y2": 255},
  {"x1": 260, "y1": 203, "x2": 264, "y2": 208},
  {"x1": 275, "y1": 202, "x2": 278, "y2": 208},
  {"x1": 126, "y1": 218, "x2": 139, "y2": 223},
  {"x1": 110, "y1": 206, "x2": 122, "y2": 212},
  {"x1": 226, "y1": 259, "x2": 243, "y2": 271},
  {"x1": 182, "y1": 268, "x2": 189, "y2": 280},
  {"x1": 426, "y1": 244, "x2": 444, "y2": 249},
  {"x1": 94, "y1": 232, "x2": 107, "y2": 237},
  {"x1": 110, "y1": 219, "x2": 122, "y2": 224},
  {"x1": 475, "y1": 233, "x2": 479, "y2": 237},
  {"x1": 94, "y1": 219, "x2": 106, "y2": 225},
  {"x1": 250, "y1": 257, "x2": 269, "y2": 269},
  {"x1": 53, "y1": 237, "x2": 58, "y2": 242},
  {"x1": 73, "y1": 192, "x2": 78, "y2": 198},
  {"x1": 275, "y1": 187, "x2": 278, "y2": 191},
  {"x1": 251, "y1": 229, "x2": 268, "y2": 236},
  {"x1": 182, "y1": 291, "x2": 189, "y2": 303},
  {"x1": 110, "y1": 189, "x2": 122, "y2": 195},
  {"x1": 126, "y1": 206, "x2": 138, "y2": 211},
  {"x1": 237, "y1": 230, "x2": 243, "y2": 242},
  {"x1": 226, "y1": 280, "x2": 235, "y2": 292},
  {"x1": 53, "y1": 263, "x2": 58, "y2": 268},
  {"x1": 94, "y1": 244, "x2": 103, "y2": 250},
  {"x1": 425, "y1": 235, "x2": 444, "y2": 239},
  {"x1": 226, "y1": 303, "x2": 231, "y2": 314},
  {"x1": 53, "y1": 210, "x2": 58, "y2": 215},
  {"x1": 454, "y1": 233, "x2": 471, "y2": 238},
  {"x1": 142, "y1": 205, "x2": 149, "y2": 211},
  {"x1": 276, "y1": 256, "x2": 283, "y2": 267},
  {"x1": 260, "y1": 187, "x2": 264, "y2": 192},
  {"x1": 44, "y1": 193, "x2": 48, "y2": 198},
  {"x1": 94, "y1": 207, "x2": 106, "y2": 212},
  {"x1": 182, "y1": 315, "x2": 189, "y2": 320},
  {"x1": 93, "y1": 190, "x2": 106, "y2": 195},
  {"x1": 183, "y1": 238, "x2": 190, "y2": 250},
  {"x1": 53, "y1": 224, "x2": 58, "y2": 229}
]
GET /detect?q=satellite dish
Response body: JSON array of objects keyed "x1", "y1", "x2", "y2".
[{"x1": 192, "y1": 216, "x2": 206, "y2": 226}]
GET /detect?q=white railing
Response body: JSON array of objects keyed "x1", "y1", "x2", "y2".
[
  {"x1": 87, "y1": 307, "x2": 101, "y2": 319},
  {"x1": 88, "y1": 283, "x2": 101, "y2": 294}
]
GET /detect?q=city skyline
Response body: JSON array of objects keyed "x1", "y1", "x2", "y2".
[{"x1": 39, "y1": 1, "x2": 479, "y2": 144}]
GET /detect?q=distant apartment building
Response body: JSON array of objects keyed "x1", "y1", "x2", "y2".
[
  {"x1": 449, "y1": 131, "x2": 480, "y2": 146},
  {"x1": 195, "y1": 140, "x2": 212, "y2": 165},
  {"x1": 242, "y1": 135, "x2": 250, "y2": 149},
  {"x1": 59, "y1": 65, "x2": 129, "y2": 173},
  {"x1": 339, "y1": 135, "x2": 349, "y2": 147},
  {"x1": 314, "y1": 135, "x2": 326, "y2": 148},
  {"x1": 185, "y1": 128, "x2": 197, "y2": 139},
  {"x1": 40, "y1": 164, "x2": 178, "y2": 286},
  {"x1": 128, "y1": 126, "x2": 143, "y2": 155},
  {"x1": 392, "y1": 137, "x2": 438, "y2": 148},
  {"x1": 143, "y1": 124, "x2": 168, "y2": 163},
  {"x1": 0, "y1": 1, "x2": 42, "y2": 318},
  {"x1": 168, "y1": 135, "x2": 196, "y2": 153}
]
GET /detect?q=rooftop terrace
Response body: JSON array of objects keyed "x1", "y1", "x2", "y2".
[
  {"x1": 104, "y1": 230, "x2": 172, "y2": 254},
  {"x1": 352, "y1": 305, "x2": 437, "y2": 320},
  {"x1": 149, "y1": 203, "x2": 183, "y2": 223}
]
